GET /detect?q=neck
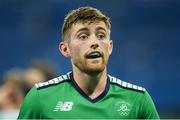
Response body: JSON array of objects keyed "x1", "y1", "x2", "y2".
[{"x1": 72, "y1": 67, "x2": 107, "y2": 99}]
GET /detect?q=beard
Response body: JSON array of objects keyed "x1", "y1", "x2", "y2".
[{"x1": 72, "y1": 56, "x2": 108, "y2": 74}]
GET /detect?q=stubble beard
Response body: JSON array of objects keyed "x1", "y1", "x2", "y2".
[{"x1": 73, "y1": 57, "x2": 108, "y2": 75}]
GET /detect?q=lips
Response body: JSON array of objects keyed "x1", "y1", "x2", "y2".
[{"x1": 86, "y1": 51, "x2": 102, "y2": 59}]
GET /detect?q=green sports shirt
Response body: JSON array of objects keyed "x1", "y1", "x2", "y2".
[{"x1": 18, "y1": 72, "x2": 159, "y2": 119}]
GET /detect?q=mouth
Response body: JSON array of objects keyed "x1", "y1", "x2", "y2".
[{"x1": 85, "y1": 51, "x2": 103, "y2": 59}]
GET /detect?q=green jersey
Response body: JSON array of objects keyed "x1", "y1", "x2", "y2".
[{"x1": 18, "y1": 72, "x2": 159, "y2": 119}]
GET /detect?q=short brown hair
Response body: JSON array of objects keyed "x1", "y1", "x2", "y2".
[{"x1": 61, "y1": 6, "x2": 111, "y2": 41}]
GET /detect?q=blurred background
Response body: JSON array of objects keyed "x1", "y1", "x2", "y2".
[{"x1": 0, "y1": 0, "x2": 180, "y2": 118}]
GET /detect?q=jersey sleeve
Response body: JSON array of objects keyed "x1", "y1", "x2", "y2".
[
  {"x1": 139, "y1": 90, "x2": 160, "y2": 119},
  {"x1": 17, "y1": 86, "x2": 42, "y2": 119}
]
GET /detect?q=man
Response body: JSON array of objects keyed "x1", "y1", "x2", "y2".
[
  {"x1": 0, "y1": 68, "x2": 24, "y2": 119},
  {"x1": 18, "y1": 6, "x2": 160, "y2": 119}
]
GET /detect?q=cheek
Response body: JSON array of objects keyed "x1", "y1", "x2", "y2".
[
  {"x1": 70, "y1": 48, "x2": 77, "y2": 56},
  {"x1": 69, "y1": 44, "x2": 81, "y2": 58},
  {"x1": 101, "y1": 42, "x2": 111, "y2": 52},
  {"x1": 101, "y1": 42, "x2": 111, "y2": 59}
]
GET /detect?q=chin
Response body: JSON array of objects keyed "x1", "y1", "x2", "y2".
[
  {"x1": 73, "y1": 60, "x2": 107, "y2": 74},
  {"x1": 83, "y1": 60, "x2": 107, "y2": 73},
  {"x1": 83, "y1": 66, "x2": 105, "y2": 74}
]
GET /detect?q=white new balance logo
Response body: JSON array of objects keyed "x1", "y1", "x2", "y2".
[{"x1": 54, "y1": 101, "x2": 73, "y2": 112}]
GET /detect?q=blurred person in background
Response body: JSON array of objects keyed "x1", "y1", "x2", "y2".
[
  {"x1": 0, "y1": 59, "x2": 56, "y2": 119},
  {"x1": 18, "y1": 6, "x2": 159, "y2": 119},
  {"x1": 0, "y1": 68, "x2": 24, "y2": 119},
  {"x1": 23, "y1": 59, "x2": 57, "y2": 95}
]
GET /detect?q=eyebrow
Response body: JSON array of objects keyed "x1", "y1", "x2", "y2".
[
  {"x1": 75, "y1": 26, "x2": 107, "y2": 36},
  {"x1": 95, "y1": 26, "x2": 107, "y2": 33},
  {"x1": 76, "y1": 27, "x2": 89, "y2": 35}
]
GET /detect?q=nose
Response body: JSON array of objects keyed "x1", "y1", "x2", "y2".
[
  {"x1": 90, "y1": 35, "x2": 99, "y2": 49},
  {"x1": 91, "y1": 44, "x2": 99, "y2": 49}
]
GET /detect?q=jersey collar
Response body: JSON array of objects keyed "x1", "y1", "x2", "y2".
[{"x1": 69, "y1": 72, "x2": 110, "y2": 103}]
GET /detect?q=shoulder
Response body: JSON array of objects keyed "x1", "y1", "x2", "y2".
[
  {"x1": 35, "y1": 72, "x2": 71, "y2": 89},
  {"x1": 108, "y1": 75, "x2": 146, "y2": 93}
]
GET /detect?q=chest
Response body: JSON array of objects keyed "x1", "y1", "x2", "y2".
[{"x1": 39, "y1": 90, "x2": 140, "y2": 119}]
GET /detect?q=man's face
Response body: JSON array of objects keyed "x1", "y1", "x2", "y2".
[{"x1": 61, "y1": 21, "x2": 113, "y2": 74}]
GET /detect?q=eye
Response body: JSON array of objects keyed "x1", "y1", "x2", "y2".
[
  {"x1": 97, "y1": 33, "x2": 106, "y2": 40},
  {"x1": 78, "y1": 34, "x2": 89, "y2": 40}
]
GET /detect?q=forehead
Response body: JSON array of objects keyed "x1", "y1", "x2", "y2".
[{"x1": 71, "y1": 21, "x2": 109, "y2": 34}]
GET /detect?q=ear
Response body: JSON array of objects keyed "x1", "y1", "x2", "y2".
[
  {"x1": 59, "y1": 42, "x2": 70, "y2": 57},
  {"x1": 108, "y1": 40, "x2": 113, "y2": 55}
]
